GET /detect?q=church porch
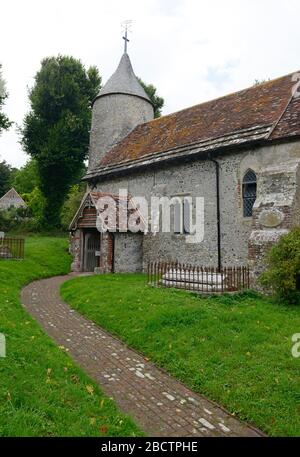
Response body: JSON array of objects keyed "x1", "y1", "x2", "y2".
[{"x1": 69, "y1": 191, "x2": 144, "y2": 274}]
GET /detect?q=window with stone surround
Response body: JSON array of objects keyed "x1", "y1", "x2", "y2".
[{"x1": 243, "y1": 169, "x2": 257, "y2": 217}]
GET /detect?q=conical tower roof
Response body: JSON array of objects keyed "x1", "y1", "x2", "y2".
[{"x1": 95, "y1": 53, "x2": 152, "y2": 104}]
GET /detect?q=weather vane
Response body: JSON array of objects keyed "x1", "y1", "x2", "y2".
[{"x1": 121, "y1": 20, "x2": 132, "y2": 54}]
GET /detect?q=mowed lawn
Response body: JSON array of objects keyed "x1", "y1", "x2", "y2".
[
  {"x1": 0, "y1": 237, "x2": 141, "y2": 437},
  {"x1": 61, "y1": 274, "x2": 300, "y2": 437}
]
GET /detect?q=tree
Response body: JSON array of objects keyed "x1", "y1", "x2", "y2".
[
  {"x1": 260, "y1": 227, "x2": 300, "y2": 305},
  {"x1": 22, "y1": 187, "x2": 46, "y2": 225},
  {"x1": 61, "y1": 183, "x2": 86, "y2": 230},
  {"x1": 138, "y1": 78, "x2": 164, "y2": 118},
  {"x1": 21, "y1": 56, "x2": 101, "y2": 227},
  {"x1": 0, "y1": 160, "x2": 14, "y2": 196},
  {"x1": 0, "y1": 64, "x2": 12, "y2": 135},
  {"x1": 13, "y1": 159, "x2": 39, "y2": 194}
]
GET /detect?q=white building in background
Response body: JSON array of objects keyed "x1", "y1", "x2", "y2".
[{"x1": 0, "y1": 188, "x2": 27, "y2": 210}]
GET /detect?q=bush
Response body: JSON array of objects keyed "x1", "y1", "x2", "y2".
[
  {"x1": 23, "y1": 187, "x2": 46, "y2": 224},
  {"x1": 0, "y1": 206, "x2": 37, "y2": 233},
  {"x1": 61, "y1": 184, "x2": 85, "y2": 230},
  {"x1": 0, "y1": 209, "x2": 10, "y2": 232},
  {"x1": 260, "y1": 227, "x2": 300, "y2": 305}
]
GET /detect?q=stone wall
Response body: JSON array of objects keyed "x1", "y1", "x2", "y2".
[
  {"x1": 97, "y1": 232, "x2": 114, "y2": 274},
  {"x1": 89, "y1": 94, "x2": 154, "y2": 170},
  {"x1": 248, "y1": 157, "x2": 300, "y2": 285},
  {"x1": 90, "y1": 141, "x2": 300, "y2": 278},
  {"x1": 114, "y1": 233, "x2": 143, "y2": 273},
  {"x1": 95, "y1": 160, "x2": 219, "y2": 269},
  {"x1": 70, "y1": 229, "x2": 82, "y2": 272}
]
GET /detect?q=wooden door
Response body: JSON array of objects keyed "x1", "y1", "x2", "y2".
[{"x1": 83, "y1": 231, "x2": 100, "y2": 272}]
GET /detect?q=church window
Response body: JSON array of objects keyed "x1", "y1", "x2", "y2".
[{"x1": 243, "y1": 169, "x2": 257, "y2": 217}]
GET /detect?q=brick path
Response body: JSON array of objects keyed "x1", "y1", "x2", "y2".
[{"x1": 21, "y1": 275, "x2": 263, "y2": 437}]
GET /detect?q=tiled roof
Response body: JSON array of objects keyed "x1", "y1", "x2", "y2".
[
  {"x1": 94, "y1": 53, "x2": 151, "y2": 104},
  {"x1": 87, "y1": 72, "x2": 300, "y2": 177},
  {"x1": 70, "y1": 191, "x2": 146, "y2": 231}
]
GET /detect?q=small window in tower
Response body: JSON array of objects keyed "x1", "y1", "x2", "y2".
[{"x1": 243, "y1": 169, "x2": 257, "y2": 217}]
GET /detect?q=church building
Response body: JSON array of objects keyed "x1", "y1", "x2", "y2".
[{"x1": 70, "y1": 45, "x2": 300, "y2": 287}]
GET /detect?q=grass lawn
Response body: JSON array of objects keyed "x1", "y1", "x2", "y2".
[
  {"x1": 61, "y1": 274, "x2": 300, "y2": 437},
  {"x1": 0, "y1": 237, "x2": 141, "y2": 437}
]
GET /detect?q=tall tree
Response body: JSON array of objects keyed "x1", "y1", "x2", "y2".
[
  {"x1": 0, "y1": 160, "x2": 14, "y2": 196},
  {"x1": 60, "y1": 183, "x2": 86, "y2": 230},
  {"x1": 0, "y1": 64, "x2": 12, "y2": 135},
  {"x1": 138, "y1": 78, "x2": 164, "y2": 118},
  {"x1": 13, "y1": 159, "x2": 39, "y2": 194},
  {"x1": 21, "y1": 56, "x2": 101, "y2": 227}
]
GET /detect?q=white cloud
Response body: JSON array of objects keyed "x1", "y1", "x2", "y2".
[{"x1": 0, "y1": 0, "x2": 300, "y2": 167}]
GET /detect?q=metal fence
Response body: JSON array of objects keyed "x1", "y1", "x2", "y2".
[
  {"x1": 0, "y1": 237, "x2": 25, "y2": 260},
  {"x1": 147, "y1": 261, "x2": 250, "y2": 294}
]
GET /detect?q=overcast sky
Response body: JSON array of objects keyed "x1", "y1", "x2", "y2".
[{"x1": 1, "y1": 0, "x2": 300, "y2": 168}]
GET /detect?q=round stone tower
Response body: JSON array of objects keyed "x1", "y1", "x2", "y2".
[{"x1": 88, "y1": 52, "x2": 154, "y2": 171}]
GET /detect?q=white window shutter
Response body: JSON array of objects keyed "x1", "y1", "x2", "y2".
[
  {"x1": 183, "y1": 198, "x2": 191, "y2": 234},
  {"x1": 174, "y1": 200, "x2": 182, "y2": 234}
]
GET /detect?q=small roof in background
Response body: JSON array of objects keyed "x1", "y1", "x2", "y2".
[{"x1": 0, "y1": 188, "x2": 27, "y2": 207}]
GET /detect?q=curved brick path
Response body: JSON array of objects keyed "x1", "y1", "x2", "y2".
[{"x1": 21, "y1": 275, "x2": 263, "y2": 437}]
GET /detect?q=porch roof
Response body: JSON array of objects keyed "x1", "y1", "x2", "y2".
[{"x1": 69, "y1": 191, "x2": 146, "y2": 232}]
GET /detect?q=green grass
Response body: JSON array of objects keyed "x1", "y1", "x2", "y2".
[
  {"x1": 0, "y1": 237, "x2": 142, "y2": 437},
  {"x1": 61, "y1": 274, "x2": 300, "y2": 437}
]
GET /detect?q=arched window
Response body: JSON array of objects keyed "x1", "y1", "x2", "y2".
[{"x1": 243, "y1": 169, "x2": 257, "y2": 217}]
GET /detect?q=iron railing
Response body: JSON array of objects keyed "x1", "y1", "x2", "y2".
[
  {"x1": 0, "y1": 237, "x2": 25, "y2": 260},
  {"x1": 148, "y1": 261, "x2": 250, "y2": 294}
]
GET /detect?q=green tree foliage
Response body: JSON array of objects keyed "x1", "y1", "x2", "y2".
[
  {"x1": 260, "y1": 227, "x2": 300, "y2": 305},
  {"x1": 13, "y1": 159, "x2": 39, "y2": 194},
  {"x1": 138, "y1": 78, "x2": 164, "y2": 118},
  {"x1": 0, "y1": 187, "x2": 47, "y2": 233},
  {"x1": 0, "y1": 160, "x2": 15, "y2": 196},
  {"x1": 21, "y1": 56, "x2": 101, "y2": 228},
  {"x1": 0, "y1": 206, "x2": 32, "y2": 233},
  {"x1": 61, "y1": 184, "x2": 86, "y2": 230},
  {"x1": 0, "y1": 64, "x2": 12, "y2": 135},
  {"x1": 22, "y1": 187, "x2": 46, "y2": 223}
]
